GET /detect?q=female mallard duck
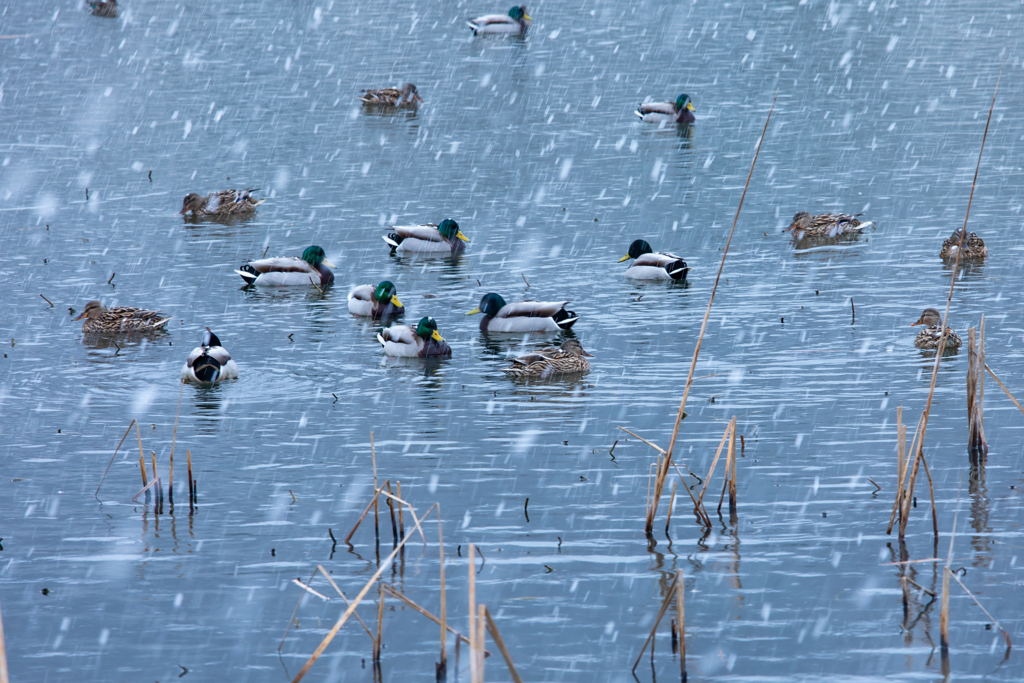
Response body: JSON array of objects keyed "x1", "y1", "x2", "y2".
[
  {"x1": 618, "y1": 240, "x2": 689, "y2": 281},
  {"x1": 785, "y1": 212, "x2": 871, "y2": 240},
  {"x1": 467, "y1": 293, "x2": 578, "y2": 332},
  {"x1": 348, "y1": 281, "x2": 405, "y2": 319},
  {"x1": 179, "y1": 188, "x2": 264, "y2": 217},
  {"x1": 502, "y1": 340, "x2": 592, "y2": 378},
  {"x1": 74, "y1": 300, "x2": 171, "y2": 333},
  {"x1": 383, "y1": 219, "x2": 469, "y2": 255},
  {"x1": 377, "y1": 317, "x2": 452, "y2": 358},
  {"x1": 182, "y1": 328, "x2": 239, "y2": 383},
  {"x1": 940, "y1": 227, "x2": 987, "y2": 260},
  {"x1": 236, "y1": 246, "x2": 335, "y2": 286},
  {"x1": 89, "y1": 0, "x2": 117, "y2": 17},
  {"x1": 360, "y1": 83, "x2": 423, "y2": 107},
  {"x1": 636, "y1": 94, "x2": 695, "y2": 124},
  {"x1": 467, "y1": 5, "x2": 532, "y2": 34},
  {"x1": 911, "y1": 308, "x2": 962, "y2": 350}
]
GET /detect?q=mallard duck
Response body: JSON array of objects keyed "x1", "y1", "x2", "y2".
[
  {"x1": 636, "y1": 94, "x2": 695, "y2": 124},
  {"x1": 785, "y1": 212, "x2": 871, "y2": 240},
  {"x1": 467, "y1": 5, "x2": 531, "y2": 34},
  {"x1": 911, "y1": 308, "x2": 962, "y2": 350},
  {"x1": 377, "y1": 317, "x2": 452, "y2": 358},
  {"x1": 618, "y1": 240, "x2": 689, "y2": 281},
  {"x1": 348, "y1": 281, "x2": 405, "y2": 319},
  {"x1": 179, "y1": 188, "x2": 264, "y2": 217},
  {"x1": 502, "y1": 340, "x2": 592, "y2": 378},
  {"x1": 235, "y1": 246, "x2": 335, "y2": 286},
  {"x1": 940, "y1": 227, "x2": 988, "y2": 260},
  {"x1": 359, "y1": 83, "x2": 423, "y2": 107},
  {"x1": 89, "y1": 0, "x2": 117, "y2": 18},
  {"x1": 467, "y1": 293, "x2": 578, "y2": 332},
  {"x1": 383, "y1": 219, "x2": 469, "y2": 255},
  {"x1": 74, "y1": 300, "x2": 171, "y2": 333},
  {"x1": 181, "y1": 328, "x2": 239, "y2": 383}
]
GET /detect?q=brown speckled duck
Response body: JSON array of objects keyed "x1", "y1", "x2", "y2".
[
  {"x1": 785, "y1": 212, "x2": 870, "y2": 240},
  {"x1": 74, "y1": 300, "x2": 171, "y2": 334},
  {"x1": 939, "y1": 227, "x2": 987, "y2": 260},
  {"x1": 911, "y1": 308, "x2": 962, "y2": 350},
  {"x1": 502, "y1": 340, "x2": 592, "y2": 378},
  {"x1": 179, "y1": 188, "x2": 264, "y2": 218},
  {"x1": 359, "y1": 83, "x2": 423, "y2": 107}
]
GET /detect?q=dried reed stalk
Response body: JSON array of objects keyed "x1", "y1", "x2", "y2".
[
  {"x1": 397, "y1": 481, "x2": 405, "y2": 541},
  {"x1": 886, "y1": 408, "x2": 907, "y2": 534},
  {"x1": 940, "y1": 564, "x2": 951, "y2": 675},
  {"x1": 343, "y1": 484, "x2": 386, "y2": 544},
  {"x1": 374, "y1": 581, "x2": 384, "y2": 662},
  {"x1": 371, "y1": 432, "x2": 379, "y2": 545},
  {"x1": 985, "y1": 364, "x2": 1024, "y2": 416},
  {"x1": 385, "y1": 480, "x2": 398, "y2": 548},
  {"x1": 717, "y1": 418, "x2": 737, "y2": 515},
  {"x1": 169, "y1": 380, "x2": 184, "y2": 503},
  {"x1": 279, "y1": 567, "x2": 375, "y2": 651},
  {"x1": 693, "y1": 418, "x2": 735, "y2": 524},
  {"x1": 187, "y1": 450, "x2": 194, "y2": 505},
  {"x1": 469, "y1": 542, "x2": 478, "y2": 683},
  {"x1": 645, "y1": 94, "x2": 777, "y2": 533},
  {"x1": 676, "y1": 569, "x2": 686, "y2": 681},
  {"x1": 631, "y1": 573, "x2": 680, "y2": 671},
  {"x1": 290, "y1": 503, "x2": 438, "y2": 683},
  {"x1": 966, "y1": 317, "x2": 987, "y2": 461},
  {"x1": 476, "y1": 604, "x2": 486, "y2": 683},
  {"x1": 378, "y1": 487, "x2": 428, "y2": 545},
  {"x1": 901, "y1": 63, "x2": 1002, "y2": 541},
  {"x1": 438, "y1": 503, "x2": 447, "y2": 675},
  {"x1": 484, "y1": 606, "x2": 523, "y2": 683},
  {"x1": 948, "y1": 572, "x2": 1012, "y2": 651},
  {"x1": 95, "y1": 419, "x2": 137, "y2": 500},
  {"x1": 380, "y1": 585, "x2": 485, "y2": 652},
  {"x1": 138, "y1": 451, "x2": 148, "y2": 488},
  {"x1": 0, "y1": 591, "x2": 8, "y2": 683},
  {"x1": 665, "y1": 481, "x2": 677, "y2": 534}
]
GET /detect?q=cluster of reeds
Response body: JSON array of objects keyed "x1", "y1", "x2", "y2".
[{"x1": 284, "y1": 434, "x2": 522, "y2": 683}]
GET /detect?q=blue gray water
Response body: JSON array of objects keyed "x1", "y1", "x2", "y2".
[{"x1": 2, "y1": 0, "x2": 1023, "y2": 681}]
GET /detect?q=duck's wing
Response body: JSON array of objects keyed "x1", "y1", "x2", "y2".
[
  {"x1": 378, "y1": 325, "x2": 417, "y2": 346},
  {"x1": 348, "y1": 284, "x2": 374, "y2": 302},
  {"x1": 391, "y1": 224, "x2": 443, "y2": 242},
  {"x1": 469, "y1": 14, "x2": 518, "y2": 27},
  {"x1": 360, "y1": 88, "x2": 401, "y2": 104},
  {"x1": 244, "y1": 256, "x2": 317, "y2": 275},
  {"x1": 637, "y1": 102, "x2": 677, "y2": 116},
  {"x1": 206, "y1": 346, "x2": 233, "y2": 364},
  {"x1": 495, "y1": 301, "x2": 570, "y2": 319}
]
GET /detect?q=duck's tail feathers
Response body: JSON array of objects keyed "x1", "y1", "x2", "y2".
[
  {"x1": 192, "y1": 355, "x2": 222, "y2": 383},
  {"x1": 634, "y1": 108, "x2": 644, "y2": 119},
  {"x1": 552, "y1": 309, "x2": 579, "y2": 329},
  {"x1": 376, "y1": 332, "x2": 386, "y2": 347},
  {"x1": 466, "y1": 21, "x2": 480, "y2": 33},
  {"x1": 152, "y1": 317, "x2": 173, "y2": 329},
  {"x1": 382, "y1": 234, "x2": 401, "y2": 250},
  {"x1": 236, "y1": 264, "x2": 259, "y2": 285},
  {"x1": 667, "y1": 259, "x2": 689, "y2": 281}
]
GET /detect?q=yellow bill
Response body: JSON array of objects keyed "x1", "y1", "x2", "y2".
[
  {"x1": 456, "y1": 230, "x2": 470, "y2": 243},
  {"x1": 685, "y1": 102, "x2": 695, "y2": 112},
  {"x1": 524, "y1": 13, "x2": 532, "y2": 19},
  {"x1": 431, "y1": 330, "x2": 445, "y2": 342},
  {"x1": 391, "y1": 296, "x2": 403, "y2": 308},
  {"x1": 617, "y1": 254, "x2": 631, "y2": 262},
  {"x1": 322, "y1": 258, "x2": 337, "y2": 268},
  {"x1": 466, "y1": 307, "x2": 482, "y2": 315}
]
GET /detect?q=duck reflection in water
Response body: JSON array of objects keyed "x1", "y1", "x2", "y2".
[{"x1": 188, "y1": 383, "x2": 231, "y2": 436}]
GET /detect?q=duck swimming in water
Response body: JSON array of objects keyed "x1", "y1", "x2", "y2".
[
  {"x1": 179, "y1": 188, "x2": 264, "y2": 218},
  {"x1": 635, "y1": 94, "x2": 695, "y2": 124},
  {"x1": 502, "y1": 340, "x2": 592, "y2": 378},
  {"x1": 235, "y1": 246, "x2": 335, "y2": 286},
  {"x1": 89, "y1": 0, "x2": 117, "y2": 18},
  {"x1": 939, "y1": 227, "x2": 987, "y2": 260},
  {"x1": 359, "y1": 83, "x2": 424, "y2": 107},
  {"x1": 377, "y1": 317, "x2": 452, "y2": 358},
  {"x1": 74, "y1": 300, "x2": 171, "y2": 334},
  {"x1": 618, "y1": 240, "x2": 688, "y2": 281},
  {"x1": 181, "y1": 328, "x2": 239, "y2": 383},
  {"x1": 348, "y1": 281, "x2": 405, "y2": 319},
  {"x1": 383, "y1": 219, "x2": 469, "y2": 255},
  {"x1": 467, "y1": 6, "x2": 532, "y2": 34},
  {"x1": 785, "y1": 212, "x2": 870, "y2": 240},
  {"x1": 911, "y1": 308, "x2": 962, "y2": 350},
  {"x1": 467, "y1": 293, "x2": 578, "y2": 333}
]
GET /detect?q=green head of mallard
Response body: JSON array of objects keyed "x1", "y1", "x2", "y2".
[
  {"x1": 416, "y1": 316, "x2": 445, "y2": 342},
  {"x1": 676, "y1": 94, "x2": 695, "y2": 113},
  {"x1": 438, "y1": 219, "x2": 469, "y2": 243},
  {"x1": 508, "y1": 5, "x2": 532, "y2": 20},
  {"x1": 374, "y1": 281, "x2": 403, "y2": 308},
  {"x1": 466, "y1": 292, "x2": 506, "y2": 317},
  {"x1": 618, "y1": 239, "x2": 653, "y2": 262},
  {"x1": 302, "y1": 246, "x2": 336, "y2": 268}
]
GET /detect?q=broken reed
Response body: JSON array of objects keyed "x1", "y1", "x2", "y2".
[
  {"x1": 437, "y1": 503, "x2": 447, "y2": 681},
  {"x1": 632, "y1": 571, "x2": 685, "y2": 674},
  {"x1": 897, "y1": 64, "x2": 1002, "y2": 543},
  {"x1": 966, "y1": 317, "x2": 987, "y2": 462},
  {"x1": 645, "y1": 94, "x2": 776, "y2": 534}
]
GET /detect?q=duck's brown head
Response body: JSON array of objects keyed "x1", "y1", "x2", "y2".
[
  {"x1": 912, "y1": 308, "x2": 943, "y2": 328},
  {"x1": 73, "y1": 300, "x2": 105, "y2": 321}
]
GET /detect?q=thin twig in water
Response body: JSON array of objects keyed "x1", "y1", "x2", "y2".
[
  {"x1": 984, "y1": 364, "x2": 1024, "y2": 416},
  {"x1": 521, "y1": 273, "x2": 530, "y2": 288},
  {"x1": 95, "y1": 420, "x2": 137, "y2": 500},
  {"x1": 40, "y1": 294, "x2": 53, "y2": 307},
  {"x1": 107, "y1": 272, "x2": 115, "y2": 285}
]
